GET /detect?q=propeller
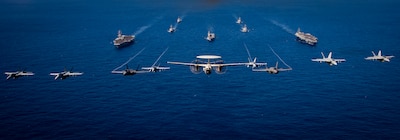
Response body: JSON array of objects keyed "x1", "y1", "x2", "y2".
[
  {"x1": 215, "y1": 66, "x2": 227, "y2": 74},
  {"x1": 190, "y1": 60, "x2": 202, "y2": 74}
]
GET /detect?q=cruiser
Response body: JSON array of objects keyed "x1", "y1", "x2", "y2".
[
  {"x1": 295, "y1": 28, "x2": 318, "y2": 46},
  {"x1": 167, "y1": 25, "x2": 175, "y2": 33},
  {"x1": 113, "y1": 30, "x2": 135, "y2": 48}
]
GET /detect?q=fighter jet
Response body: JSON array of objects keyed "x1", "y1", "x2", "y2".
[
  {"x1": 311, "y1": 52, "x2": 346, "y2": 66},
  {"x1": 112, "y1": 65, "x2": 149, "y2": 76},
  {"x1": 242, "y1": 43, "x2": 266, "y2": 68},
  {"x1": 4, "y1": 70, "x2": 35, "y2": 80},
  {"x1": 252, "y1": 61, "x2": 292, "y2": 74},
  {"x1": 49, "y1": 67, "x2": 83, "y2": 80},
  {"x1": 365, "y1": 50, "x2": 394, "y2": 62},
  {"x1": 141, "y1": 48, "x2": 170, "y2": 72}
]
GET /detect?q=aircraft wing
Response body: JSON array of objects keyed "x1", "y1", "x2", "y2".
[
  {"x1": 385, "y1": 56, "x2": 395, "y2": 59},
  {"x1": 4, "y1": 72, "x2": 16, "y2": 75},
  {"x1": 111, "y1": 71, "x2": 124, "y2": 74},
  {"x1": 311, "y1": 58, "x2": 327, "y2": 62},
  {"x1": 334, "y1": 59, "x2": 346, "y2": 62},
  {"x1": 19, "y1": 72, "x2": 34, "y2": 76},
  {"x1": 255, "y1": 62, "x2": 267, "y2": 66},
  {"x1": 141, "y1": 67, "x2": 153, "y2": 70},
  {"x1": 67, "y1": 72, "x2": 83, "y2": 76},
  {"x1": 211, "y1": 63, "x2": 244, "y2": 67},
  {"x1": 252, "y1": 68, "x2": 268, "y2": 72},
  {"x1": 141, "y1": 67, "x2": 170, "y2": 70},
  {"x1": 278, "y1": 68, "x2": 293, "y2": 71},
  {"x1": 50, "y1": 73, "x2": 60, "y2": 76},
  {"x1": 364, "y1": 56, "x2": 377, "y2": 60},
  {"x1": 135, "y1": 70, "x2": 150, "y2": 74},
  {"x1": 167, "y1": 61, "x2": 206, "y2": 67},
  {"x1": 155, "y1": 66, "x2": 170, "y2": 70}
]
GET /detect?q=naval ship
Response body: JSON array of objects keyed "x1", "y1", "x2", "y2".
[
  {"x1": 295, "y1": 28, "x2": 318, "y2": 46},
  {"x1": 113, "y1": 30, "x2": 135, "y2": 48}
]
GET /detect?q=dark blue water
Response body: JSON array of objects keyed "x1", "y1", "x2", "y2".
[{"x1": 1, "y1": 0, "x2": 400, "y2": 139}]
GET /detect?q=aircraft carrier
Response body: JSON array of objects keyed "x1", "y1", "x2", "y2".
[
  {"x1": 113, "y1": 30, "x2": 135, "y2": 48},
  {"x1": 295, "y1": 28, "x2": 318, "y2": 46}
]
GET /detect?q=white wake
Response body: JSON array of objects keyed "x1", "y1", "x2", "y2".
[{"x1": 270, "y1": 20, "x2": 295, "y2": 35}]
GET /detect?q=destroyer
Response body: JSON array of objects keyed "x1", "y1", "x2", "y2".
[
  {"x1": 295, "y1": 28, "x2": 317, "y2": 46},
  {"x1": 113, "y1": 30, "x2": 135, "y2": 48},
  {"x1": 205, "y1": 31, "x2": 215, "y2": 42}
]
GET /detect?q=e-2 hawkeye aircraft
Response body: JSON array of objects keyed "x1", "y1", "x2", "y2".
[{"x1": 167, "y1": 55, "x2": 244, "y2": 75}]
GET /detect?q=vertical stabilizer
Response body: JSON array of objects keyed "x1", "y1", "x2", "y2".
[
  {"x1": 275, "y1": 61, "x2": 279, "y2": 68},
  {"x1": 327, "y1": 52, "x2": 332, "y2": 59},
  {"x1": 321, "y1": 52, "x2": 326, "y2": 59},
  {"x1": 378, "y1": 50, "x2": 382, "y2": 56},
  {"x1": 372, "y1": 51, "x2": 376, "y2": 56}
]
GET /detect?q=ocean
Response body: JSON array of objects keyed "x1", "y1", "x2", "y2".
[{"x1": 1, "y1": 0, "x2": 400, "y2": 139}]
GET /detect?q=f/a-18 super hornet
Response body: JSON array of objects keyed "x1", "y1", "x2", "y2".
[
  {"x1": 252, "y1": 61, "x2": 292, "y2": 74},
  {"x1": 312, "y1": 52, "x2": 346, "y2": 66},
  {"x1": 49, "y1": 67, "x2": 83, "y2": 80},
  {"x1": 112, "y1": 65, "x2": 149, "y2": 76},
  {"x1": 365, "y1": 50, "x2": 394, "y2": 62},
  {"x1": 141, "y1": 48, "x2": 170, "y2": 72},
  {"x1": 242, "y1": 43, "x2": 266, "y2": 68}
]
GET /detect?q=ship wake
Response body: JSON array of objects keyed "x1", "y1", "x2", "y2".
[
  {"x1": 134, "y1": 15, "x2": 164, "y2": 36},
  {"x1": 270, "y1": 20, "x2": 295, "y2": 35}
]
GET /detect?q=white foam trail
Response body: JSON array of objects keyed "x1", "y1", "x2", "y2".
[
  {"x1": 134, "y1": 25, "x2": 151, "y2": 36},
  {"x1": 232, "y1": 14, "x2": 238, "y2": 20},
  {"x1": 112, "y1": 48, "x2": 146, "y2": 71},
  {"x1": 269, "y1": 45, "x2": 292, "y2": 69},
  {"x1": 173, "y1": 23, "x2": 179, "y2": 29},
  {"x1": 270, "y1": 20, "x2": 295, "y2": 35},
  {"x1": 151, "y1": 47, "x2": 169, "y2": 66},
  {"x1": 133, "y1": 15, "x2": 164, "y2": 36}
]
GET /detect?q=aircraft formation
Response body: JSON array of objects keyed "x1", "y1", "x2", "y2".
[{"x1": 4, "y1": 16, "x2": 395, "y2": 80}]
